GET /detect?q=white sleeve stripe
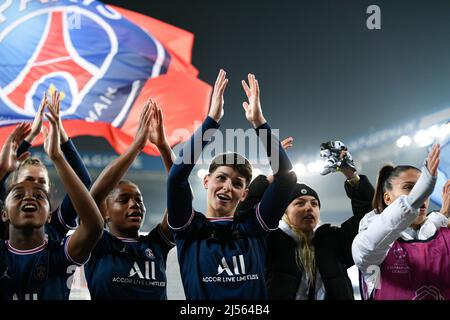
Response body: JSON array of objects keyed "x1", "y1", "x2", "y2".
[
  {"x1": 64, "y1": 235, "x2": 90, "y2": 266},
  {"x1": 57, "y1": 207, "x2": 78, "y2": 231},
  {"x1": 256, "y1": 203, "x2": 277, "y2": 232},
  {"x1": 168, "y1": 210, "x2": 195, "y2": 231},
  {"x1": 158, "y1": 225, "x2": 175, "y2": 247}
]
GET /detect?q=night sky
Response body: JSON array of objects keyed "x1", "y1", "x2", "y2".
[{"x1": 101, "y1": 0, "x2": 450, "y2": 154}]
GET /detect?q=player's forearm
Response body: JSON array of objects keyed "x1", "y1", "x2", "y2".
[
  {"x1": 90, "y1": 143, "x2": 140, "y2": 205},
  {"x1": 52, "y1": 155, "x2": 103, "y2": 232},
  {"x1": 170, "y1": 116, "x2": 220, "y2": 182},
  {"x1": 157, "y1": 141, "x2": 176, "y2": 174},
  {"x1": 254, "y1": 123, "x2": 296, "y2": 229},
  {"x1": 255, "y1": 122, "x2": 293, "y2": 176}
]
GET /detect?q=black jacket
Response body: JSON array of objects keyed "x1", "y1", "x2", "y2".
[{"x1": 237, "y1": 174, "x2": 374, "y2": 300}]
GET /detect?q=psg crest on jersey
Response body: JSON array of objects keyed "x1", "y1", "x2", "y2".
[{"x1": 145, "y1": 248, "x2": 155, "y2": 259}]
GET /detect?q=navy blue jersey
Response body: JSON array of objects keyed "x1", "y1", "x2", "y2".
[
  {"x1": 84, "y1": 225, "x2": 174, "y2": 300},
  {"x1": 167, "y1": 116, "x2": 296, "y2": 299},
  {"x1": 174, "y1": 210, "x2": 272, "y2": 300},
  {"x1": 0, "y1": 236, "x2": 82, "y2": 300}
]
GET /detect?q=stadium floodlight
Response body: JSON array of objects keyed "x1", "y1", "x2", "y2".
[
  {"x1": 292, "y1": 163, "x2": 306, "y2": 176},
  {"x1": 396, "y1": 135, "x2": 412, "y2": 148},
  {"x1": 438, "y1": 122, "x2": 450, "y2": 140},
  {"x1": 427, "y1": 125, "x2": 440, "y2": 139},
  {"x1": 414, "y1": 129, "x2": 434, "y2": 147},
  {"x1": 197, "y1": 169, "x2": 208, "y2": 179},
  {"x1": 252, "y1": 168, "x2": 262, "y2": 178},
  {"x1": 307, "y1": 160, "x2": 325, "y2": 174}
]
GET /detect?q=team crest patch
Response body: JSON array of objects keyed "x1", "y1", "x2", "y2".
[
  {"x1": 393, "y1": 247, "x2": 407, "y2": 260},
  {"x1": 387, "y1": 246, "x2": 410, "y2": 274},
  {"x1": 34, "y1": 265, "x2": 46, "y2": 281},
  {"x1": 145, "y1": 248, "x2": 154, "y2": 258}
]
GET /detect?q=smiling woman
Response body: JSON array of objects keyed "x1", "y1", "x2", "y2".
[
  {"x1": 353, "y1": 144, "x2": 450, "y2": 300},
  {"x1": 204, "y1": 152, "x2": 252, "y2": 218},
  {"x1": 103, "y1": 180, "x2": 146, "y2": 235},
  {"x1": 167, "y1": 70, "x2": 298, "y2": 300},
  {"x1": 5, "y1": 182, "x2": 51, "y2": 231},
  {"x1": 0, "y1": 116, "x2": 104, "y2": 300},
  {"x1": 82, "y1": 98, "x2": 176, "y2": 300}
]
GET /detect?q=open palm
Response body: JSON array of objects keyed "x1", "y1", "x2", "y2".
[
  {"x1": 0, "y1": 123, "x2": 31, "y2": 176},
  {"x1": 241, "y1": 73, "x2": 265, "y2": 127}
]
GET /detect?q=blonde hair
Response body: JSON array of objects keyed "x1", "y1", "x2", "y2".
[
  {"x1": 282, "y1": 214, "x2": 316, "y2": 287},
  {"x1": 7, "y1": 157, "x2": 49, "y2": 189}
]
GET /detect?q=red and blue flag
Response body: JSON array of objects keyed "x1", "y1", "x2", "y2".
[{"x1": 0, "y1": 0, "x2": 211, "y2": 155}]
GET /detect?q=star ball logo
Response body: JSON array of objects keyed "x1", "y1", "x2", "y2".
[
  {"x1": 34, "y1": 265, "x2": 46, "y2": 281},
  {"x1": 145, "y1": 248, "x2": 154, "y2": 259},
  {"x1": 0, "y1": 0, "x2": 170, "y2": 127}
]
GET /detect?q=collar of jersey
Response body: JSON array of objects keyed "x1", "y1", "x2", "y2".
[
  {"x1": 6, "y1": 240, "x2": 47, "y2": 255},
  {"x1": 116, "y1": 236, "x2": 139, "y2": 243},
  {"x1": 207, "y1": 217, "x2": 234, "y2": 222}
]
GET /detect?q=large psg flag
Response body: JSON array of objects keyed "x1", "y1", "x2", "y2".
[{"x1": 0, "y1": 1, "x2": 211, "y2": 155}]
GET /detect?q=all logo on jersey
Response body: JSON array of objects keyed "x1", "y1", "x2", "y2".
[
  {"x1": 13, "y1": 292, "x2": 38, "y2": 300},
  {"x1": 111, "y1": 261, "x2": 165, "y2": 287},
  {"x1": 217, "y1": 255, "x2": 246, "y2": 276},
  {"x1": 202, "y1": 255, "x2": 259, "y2": 283},
  {"x1": 129, "y1": 261, "x2": 156, "y2": 280}
]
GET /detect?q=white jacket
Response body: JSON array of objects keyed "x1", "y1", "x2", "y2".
[{"x1": 351, "y1": 166, "x2": 440, "y2": 296}]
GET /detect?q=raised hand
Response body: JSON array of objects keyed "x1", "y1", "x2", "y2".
[
  {"x1": 281, "y1": 137, "x2": 294, "y2": 151},
  {"x1": 208, "y1": 69, "x2": 228, "y2": 122},
  {"x1": 339, "y1": 150, "x2": 358, "y2": 179},
  {"x1": 25, "y1": 93, "x2": 47, "y2": 143},
  {"x1": 148, "y1": 100, "x2": 168, "y2": 147},
  {"x1": 42, "y1": 108, "x2": 62, "y2": 161},
  {"x1": 0, "y1": 122, "x2": 32, "y2": 178},
  {"x1": 440, "y1": 180, "x2": 450, "y2": 218},
  {"x1": 49, "y1": 89, "x2": 69, "y2": 143},
  {"x1": 426, "y1": 144, "x2": 440, "y2": 177},
  {"x1": 241, "y1": 73, "x2": 266, "y2": 128},
  {"x1": 132, "y1": 99, "x2": 153, "y2": 150}
]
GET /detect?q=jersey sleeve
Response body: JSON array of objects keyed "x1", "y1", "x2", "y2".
[
  {"x1": 167, "y1": 116, "x2": 220, "y2": 231},
  {"x1": 252, "y1": 123, "x2": 296, "y2": 231},
  {"x1": 48, "y1": 139, "x2": 92, "y2": 236},
  {"x1": 146, "y1": 224, "x2": 175, "y2": 258}
]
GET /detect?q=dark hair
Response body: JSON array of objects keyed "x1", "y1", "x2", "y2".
[
  {"x1": 2, "y1": 182, "x2": 52, "y2": 236},
  {"x1": 372, "y1": 164, "x2": 420, "y2": 213},
  {"x1": 107, "y1": 180, "x2": 140, "y2": 198},
  {"x1": 7, "y1": 157, "x2": 49, "y2": 189},
  {"x1": 208, "y1": 152, "x2": 252, "y2": 186}
]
